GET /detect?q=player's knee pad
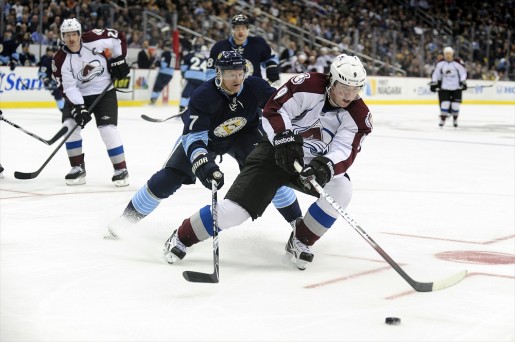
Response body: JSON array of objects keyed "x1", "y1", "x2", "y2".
[
  {"x1": 440, "y1": 101, "x2": 451, "y2": 114},
  {"x1": 147, "y1": 168, "x2": 185, "y2": 199},
  {"x1": 217, "y1": 199, "x2": 251, "y2": 230},
  {"x1": 450, "y1": 101, "x2": 461, "y2": 113},
  {"x1": 316, "y1": 175, "x2": 352, "y2": 215}
]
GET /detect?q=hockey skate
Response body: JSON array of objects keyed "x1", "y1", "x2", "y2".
[
  {"x1": 112, "y1": 168, "x2": 129, "y2": 187},
  {"x1": 104, "y1": 203, "x2": 145, "y2": 239},
  {"x1": 285, "y1": 232, "x2": 314, "y2": 270},
  {"x1": 453, "y1": 118, "x2": 458, "y2": 128},
  {"x1": 65, "y1": 164, "x2": 86, "y2": 185},
  {"x1": 163, "y1": 230, "x2": 186, "y2": 264}
]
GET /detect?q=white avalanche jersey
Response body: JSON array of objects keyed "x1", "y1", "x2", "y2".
[
  {"x1": 262, "y1": 72, "x2": 373, "y2": 177},
  {"x1": 431, "y1": 58, "x2": 467, "y2": 91},
  {"x1": 52, "y1": 28, "x2": 127, "y2": 105}
]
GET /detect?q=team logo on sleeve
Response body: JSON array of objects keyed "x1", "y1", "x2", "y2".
[
  {"x1": 213, "y1": 117, "x2": 247, "y2": 137},
  {"x1": 291, "y1": 73, "x2": 310, "y2": 85}
]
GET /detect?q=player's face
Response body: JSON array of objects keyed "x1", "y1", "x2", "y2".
[
  {"x1": 329, "y1": 81, "x2": 361, "y2": 108},
  {"x1": 232, "y1": 25, "x2": 249, "y2": 45},
  {"x1": 444, "y1": 51, "x2": 454, "y2": 61},
  {"x1": 221, "y1": 69, "x2": 245, "y2": 94},
  {"x1": 63, "y1": 32, "x2": 80, "y2": 52}
]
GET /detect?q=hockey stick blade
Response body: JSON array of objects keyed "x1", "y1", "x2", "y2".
[
  {"x1": 1, "y1": 116, "x2": 68, "y2": 145},
  {"x1": 293, "y1": 161, "x2": 467, "y2": 293},
  {"x1": 45, "y1": 126, "x2": 69, "y2": 145},
  {"x1": 183, "y1": 180, "x2": 220, "y2": 283},
  {"x1": 182, "y1": 270, "x2": 219, "y2": 283},
  {"x1": 141, "y1": 109, "x2": 186, "y2": 122}
]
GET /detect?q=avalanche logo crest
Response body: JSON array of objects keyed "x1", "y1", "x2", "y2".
[
  {"x1": 77, "y1": 60, "x2": 104, "y2": 82},
  {"x1": 294, "y1": 119, "x2": 329, "y2": 154}
]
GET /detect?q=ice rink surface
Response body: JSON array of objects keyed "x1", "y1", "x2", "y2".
[{"x1": 1, "y1": 103, "x2": 514, "y2": 342}]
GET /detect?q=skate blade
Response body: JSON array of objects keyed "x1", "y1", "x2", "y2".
[
  {"x1": 113, "y1": 177, "x2": 130, "y2": 187},
  {"x1": 65, "y1": 177, "x2": 86, "y2": 186}
]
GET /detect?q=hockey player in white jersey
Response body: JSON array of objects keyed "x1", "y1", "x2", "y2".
[
  {"x1": 52, "y1": 18, "x2": 131, "y2": 186},
  {"x1": 430, "y1": 46, "x2": 468, "y2": 128},
  {"x1": 163, "y1": 54, "x2": 373, "y2": 270}
]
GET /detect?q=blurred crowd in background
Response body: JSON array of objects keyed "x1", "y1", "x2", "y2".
[{"x1": 1, "y1": 0, "x2": 512, "y2": 80}]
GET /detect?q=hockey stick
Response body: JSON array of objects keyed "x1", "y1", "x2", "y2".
[
  {"x1": 183, "y1": 180, "x2": 220, "y2": 283},
  {"x1": 467, "y1": 75, "x2": 499, "y2": 89},
  {"x1": 141, "y1": 108, "x2": 186, "y2": 123},
  {"x1": 14, "y1": 81, "x2": 114, "y2": 180},
  {"x1": 294, "y1": 161, "x2": 467, "y2": 292},
  {"x1": 0, "y1": 114, "x2": 68, "y2": 145}
]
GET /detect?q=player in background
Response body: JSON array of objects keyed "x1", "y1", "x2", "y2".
[
  {"x1": 206, "y1": 14, "x2": 280, "y2": 85},
  {"x1": 430, "y1": 46, "x2": 468, "y2": 128},
  {"x1": 163, "y1": 55, "x2": 372, "y2": 270},
  {"x1": 52, "y1": 18, "x2": 131, "y2": 186},
  {"x1": 106, "y1": 51, "x2": 301, "y2": 239},
  {"x1": 150, "y1": 41, "x2": 176, "y2": 105},
  {"x1": 38, "y1": 46, "x2": 64, "y2": 113},
  {"x1": 179, "y1": 44, "x2": 209, "y2": 112}
]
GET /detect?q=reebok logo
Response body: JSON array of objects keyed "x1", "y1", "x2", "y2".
[{"x1": 274, "y1": 136, "x2": 295, "y2": 145}]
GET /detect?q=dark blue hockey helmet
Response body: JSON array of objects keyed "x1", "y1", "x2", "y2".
[
  {"x1": 231, "y1": 14, "x2": 249, "y2": 27},
  {"x1": 215, "y1": 51, "x2": 246, "y2": 71}
]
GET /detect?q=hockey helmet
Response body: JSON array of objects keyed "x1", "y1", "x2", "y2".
[
  {"x1": 329, "y1": 54, "x2": 367, "y2": 88},
  {"x1": 231, "y1": 14, "x2": 249, "y2": 27},
  {"x1": 60, "y1": 18, "x2": 82, "y2": 40},
  {"x1": 215, "y1": 51, "x2": 246, "y2": 71},
  {"x1": 443, "y1": 46, "x2": 454, "y2": 55}
]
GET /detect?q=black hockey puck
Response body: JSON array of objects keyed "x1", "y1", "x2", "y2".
[{"x1": 385, "y1": 317, "x2": 401, "y2": 325}]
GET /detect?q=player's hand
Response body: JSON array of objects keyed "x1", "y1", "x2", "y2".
[
  {"x1": 71, "y1": 104, "x2": 91, "y2": 128},
  {"x1": 273, "y1": 130, "x2": 304, "y2": 174},
  {"x1": 109, "y1": 56, "x2": 130, "y2": 80},
  {"x1": 191, "y1": 154, "x2": 224, "y2": 189},
  {"x1": 460, "y1": 81, "x2": 467, "y2": 90},
  {"x1": 298, "y1": 156, "x2": 335, "y2": 190},
  {"x1": 429, "y1": 81, "x2": 440, "y2": 92},
  {"x1": 266, "y1": 63, "x2": 280, "y2": 82}
]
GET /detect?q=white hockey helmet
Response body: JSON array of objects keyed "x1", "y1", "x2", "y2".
[
  {"x1": 329, "y1": 54, "x2": 367, "y2": 88},
  {"x1": 60, "y1": 18, "x2": 82, "y2": 40},
  {"x1": 443, "y1": 46, "x2": 454, "y2": 54}
]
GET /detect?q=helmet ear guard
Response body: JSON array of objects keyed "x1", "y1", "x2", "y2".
[
  {"x1": 60, "y1": 18, "x2": 82, "y2": 40},
  {"x1": 329, "y1": 54, "x2": 367, "y2": 89}
]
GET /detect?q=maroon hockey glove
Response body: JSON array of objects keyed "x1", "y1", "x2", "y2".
[
  {"x1": 71, "y1": 104, "x2": 91, "y2": 128},
  {"x1": 299, "y1": 156, "x2": 335, "y2": 189},
  {"x1": 109, "y1": 56, "x2": 130, "y2": 80},
  {"x1": 191, "y1": 154, "x2": 224, "y2": 189},
  {"x1": 273, "y1": 130, "x2": 304, "y2": 174}
]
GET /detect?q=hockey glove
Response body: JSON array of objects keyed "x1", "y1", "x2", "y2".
[
  {"x1": 429, "y1": 81, "x2": 441, "y2": 92},
  {"x1": 460, "y1": 81, "x2": 467, "y2": 90},
  {"x1": 109, "y1": 56, "x2": 130, "y2": 80},
  {"x1": 273, "y1": 130, "x2": 304, "y2": 174},
  {"x1": 298, "y1": 156, "x2": 335, "y2": 190},
  {"x1": 71, "y1": 104, "x2": 92, "y2": 128},
  {"x1": 265, "y1": 63, "x2": 280, "y2": 82},
  {"x1": 191, "y1": 154, "x2": 224, "y2": 189}
]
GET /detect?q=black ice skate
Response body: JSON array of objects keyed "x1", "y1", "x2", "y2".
[
  {"x1": 163, "y1": 230, "x2": 187, "y2": 264},
  {"x1": 285, "y1": 232, "x2": 314, "y2": 270},
  {"x1": 65, "y1": 164, "x2": 86, "y2": 185},
  {"x1": 112, "y1": 168, "x2": 129, "y2": 187}
]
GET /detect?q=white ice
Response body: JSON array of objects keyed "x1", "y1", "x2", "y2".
[{"x1": 1, "y1": 104, "x2": 514, "y2": 342}]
